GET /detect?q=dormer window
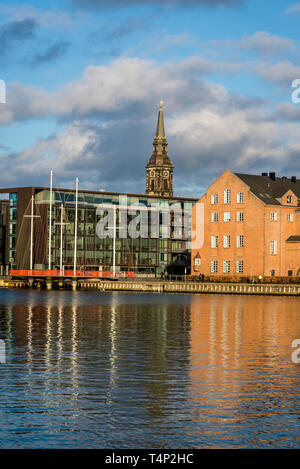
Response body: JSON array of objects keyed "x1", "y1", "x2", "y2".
[{"x1": 286, "y1": 195, "x2": 293, "y2": 204}]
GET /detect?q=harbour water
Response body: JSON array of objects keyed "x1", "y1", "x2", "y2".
[{"x1": 0, "y1": 290, "x2": 300, "y2": 448}]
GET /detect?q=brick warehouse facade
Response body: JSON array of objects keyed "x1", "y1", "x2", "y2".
[{"x1": 192, "y1": 169, "x2": 300, "y2": 278}]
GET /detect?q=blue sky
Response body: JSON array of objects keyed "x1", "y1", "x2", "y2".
[{"x1": 1, "y1": 0, "x2": 300, "y2": 197}]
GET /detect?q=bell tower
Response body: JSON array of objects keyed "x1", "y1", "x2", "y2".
[{"x1": 146, "y1": 101, "x2": 174, "y2": 198}]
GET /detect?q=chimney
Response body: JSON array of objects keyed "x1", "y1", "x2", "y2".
[
  {"x1": 292, "y1": 176, "x2": 297, "y2": 183},
  {"x1": 261, "y1": 172, "x2": 268, "y2": 176},
  {"x1": 269, "y1": 172, "x2": 276, "y2": 181}
]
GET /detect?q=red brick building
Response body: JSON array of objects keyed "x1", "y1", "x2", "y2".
[{"x1": 192, "y1": 170, "x2": 300, "y2": 278}]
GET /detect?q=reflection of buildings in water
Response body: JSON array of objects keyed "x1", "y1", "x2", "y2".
[
  {"x1": 70, "y1": 303, "x2": 79, "y2": 400},
  {"x1": 106, "y1": 295, "x2": 118, "y2": 404},
  {"x1": 138, "y1": 302, "x2": 191, "y2": 425},
  {"x1": 26, "y1": 305, "x2": 33, "y2": 389},
  {"x1": 5, "y1": 305, "x2": 13, "y2": 362},
  {"x1": 189, "y1": 294, "x2": 300, "y2": 430}
]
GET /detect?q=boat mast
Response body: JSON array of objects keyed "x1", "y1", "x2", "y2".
[
  {"x1": 24, "y1": 195, "x2": 40, "y2": 271},
  {"x1": 73, "y1": 177, "x2": 79, "y2": 277},
  {"x1": 48, "y1": 170, "x2": 53, "y2": 270}
]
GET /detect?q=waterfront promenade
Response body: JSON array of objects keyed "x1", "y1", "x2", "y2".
[{"x1": 1, "y1": 278, "x2": 300, "y2": 296}]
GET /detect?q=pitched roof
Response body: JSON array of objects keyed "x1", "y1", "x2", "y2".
[{"x1": 234, "y1": 173, "x2": 300, "y2": 205}]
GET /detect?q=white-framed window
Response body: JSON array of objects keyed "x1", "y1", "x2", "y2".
[
  {"x1": 211, "y1": 235, "x2": 218, "y2": 248},
  {"x1": 224, "y1": 189, "x2": 231, "y2": 204},
  {"x1": 211, "y1": 193, "x2": 218, "y2": 205},
  {"x1": 224, "y1": 211, "x2": 231, "y2": 222},
  {"x1": 287, "y1": 213, "x2": 294, "y2": 222},
  {"x1": 211, "y1": 212, "x2": 219, "y2": 222},
  {"x1": 237, "y1": 235, "x2": 244, "y2": 248},
  {"x1": 211, "y1": 260, "x2": 218, "y2": 273},
  {"x1": 236, "y1": 260, "x2": 244, "y2": 273},
  {"x1": 237, "y1": 192, "x2": 244, "y2": 203},
  {"x1": 194, "y1": 258, "x2": 201, "y2": 266},
  {"x1": 223, "y1": 235, "x2": 231, "y2": 248},
  {"x1": 270, "y1": 240, "x2": 277, "y2": 255},
  {"x1": 270, "y1": 212, "x2": 278, "y2": 221},
  {"x1": 223, "y1": 260, "x2": 230, "y2": 273},
  {"x1": 286, "y1": 195, "x2": 293, "y2": 204},
  {"x1": 237, "y1": 211, "x2": 244, "y2": 222}
]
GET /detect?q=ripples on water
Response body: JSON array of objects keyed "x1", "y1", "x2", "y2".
[{"x1": 0, "y1": 289, "x2": 300, "y2": 448}]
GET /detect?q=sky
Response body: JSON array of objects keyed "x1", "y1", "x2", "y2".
[{"x1": 1, "y1": 0, "x2": 300, "y2": 198}]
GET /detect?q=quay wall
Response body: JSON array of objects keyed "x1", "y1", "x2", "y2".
[{"x1": 1, "y1": 279, "x2": 299, "y2": 296}]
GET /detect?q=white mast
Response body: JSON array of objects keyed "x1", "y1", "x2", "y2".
[
  {"x1": 24, "y1": 195, "x2": 40, "y2": 271},
  {"x1": 113, "y1": 204, "x2": 116, "y2": 278},
  {"x1": 73, "y1": 177, "x2": 79, "y2": 277},
  {"x1": 60, "y1": 204, "x2": 63, "y2": 275},
  {"x1": 55, "y1": 203, "x2": 68, "y2": 276},
  {"x1": 48, "y1": 170, "x2": 53, "y2": 270}
]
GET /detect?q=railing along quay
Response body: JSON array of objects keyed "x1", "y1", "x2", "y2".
[{"x1": 94, "y1": 281, "x2": 300, "y2": 296}]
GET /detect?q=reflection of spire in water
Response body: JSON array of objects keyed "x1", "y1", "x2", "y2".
[
  {"x1": 233, "y1": 302, "x2": 242, "y2": 368},
  {"x1": 268, "y1": 300, "x2": 278, "y2": 359},
  {"x1": 208, "y1": 301, "x2": 217, "y2": 377},
  {"x1": 221, "y1": 300, "x2": 230, "y2": 374}
]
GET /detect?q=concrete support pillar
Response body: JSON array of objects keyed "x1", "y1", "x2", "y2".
[
  {"x1": 28, "y1": 279, "x2": 34, "y2": 288},
  {"x1": 46, "y1": 278, "x2": 52, "y2": 291},
  {"x1": 72, "y1": 279, "x2": 77, "y2": 291}
]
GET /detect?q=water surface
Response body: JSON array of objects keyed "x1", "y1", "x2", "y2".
[{"x1": 0, "y1": 290, "x2": 300, "y2": 448}]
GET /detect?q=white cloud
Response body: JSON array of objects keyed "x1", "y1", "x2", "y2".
[
  {"x1": 1, "y1": 55, "x2": 249, "y2": 125},
  {"x1": 1, "y1": 54, "x2": 300, "y2": 194},
  {"x1": 284, "y1": 3, "x2": 300, "y2": 15},
  {"x1": 255, "y1": 60, "x2": 300, "y2": 86},
  {"x1": 240, "y1": 31, "x2": 295, "y2": 55}
]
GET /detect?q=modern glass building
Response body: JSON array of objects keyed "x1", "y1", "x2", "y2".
[{"x1": 0, "y1": 186, "x2": 196, "y2": 277}]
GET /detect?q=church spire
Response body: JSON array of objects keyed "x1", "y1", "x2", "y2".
[
  {"x1": 146, "y1": 101, "x2": 174, "y2": 198},
  {"x1": 155, "y1": 100, "x2": 166, "y2": 139}
]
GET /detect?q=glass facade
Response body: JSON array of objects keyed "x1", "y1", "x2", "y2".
[
  {"x1": 8, "y1": 193, "x2": 17, "y2": 268},
  {"x1": 35, "y1": 189, "x2": 195, "y2": 277}
]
